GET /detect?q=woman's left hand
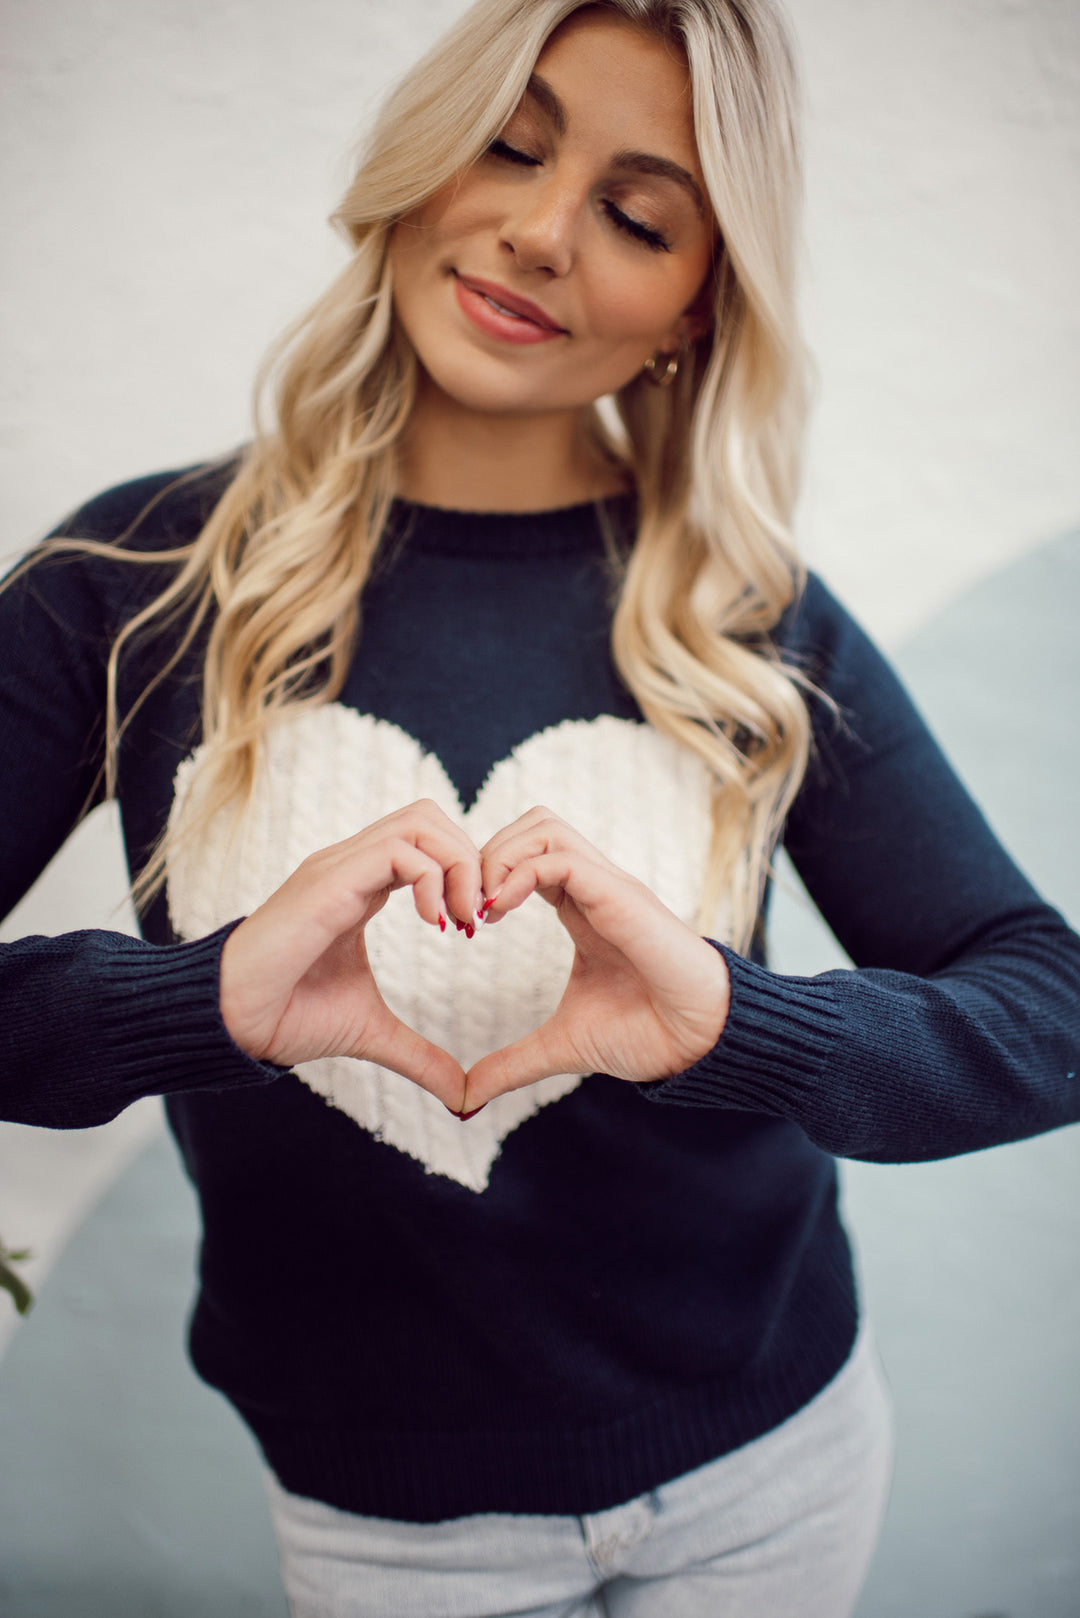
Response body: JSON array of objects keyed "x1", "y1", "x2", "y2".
[{"x1": 463, "y1": 808, "x2": 731, "y2": 1109}]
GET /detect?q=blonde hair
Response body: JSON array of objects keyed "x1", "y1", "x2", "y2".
[{"x1": 36, "y1": 0, "x2": 812, "y2": 951}]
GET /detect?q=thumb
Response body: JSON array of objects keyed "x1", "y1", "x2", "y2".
[
  {"x1": 464, "y1": 1018, "x2": 578, "y2": 1109},
  {"x1": 362, "y1": 1012, "x2": 468, "y2": 1113}
]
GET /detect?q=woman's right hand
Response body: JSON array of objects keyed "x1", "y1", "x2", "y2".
[{"x1": 218, "y1": 800, "x2": 481, "y2": 1110}]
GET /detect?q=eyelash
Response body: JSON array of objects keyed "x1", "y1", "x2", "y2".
[{"x1": 486, "y1": 139, "x2": 672, "y2": 254}]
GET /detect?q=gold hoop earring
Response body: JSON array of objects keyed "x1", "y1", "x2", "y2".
[{"x1": 642, "y1": 350, "x2": 680, "y2": 388}]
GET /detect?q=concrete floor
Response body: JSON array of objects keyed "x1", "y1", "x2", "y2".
[{"x1": 1, "y1": 531, "x2": 1078, "y2": 1616}]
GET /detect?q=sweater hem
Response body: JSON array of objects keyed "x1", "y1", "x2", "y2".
[{"x1": 248, "y1": 1312, "x2": 858, "y2": 1521}]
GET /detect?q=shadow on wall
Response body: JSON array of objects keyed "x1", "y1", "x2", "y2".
[
  {"x1": 773, "y1": 527, "x2": 1080, "y2": 1618},
  {"x1": 0, "y1": 531, "x2": 1077, "y2": 1618}
]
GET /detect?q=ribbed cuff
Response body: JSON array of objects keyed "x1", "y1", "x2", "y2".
[
  {"x1": 640, "y1": 941, "x2": 844, "y2": 1117},
  {"x1": 4, "y1": 922, "x2": 285, "y2": 1128},
  {"x1": 97, "y1": 921, "x2": 288, "y2": 1095}
]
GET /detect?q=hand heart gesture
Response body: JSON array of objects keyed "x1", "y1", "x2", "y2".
[{"x1": 220, "y1": 801, "x2": 730, "y2": 1113}]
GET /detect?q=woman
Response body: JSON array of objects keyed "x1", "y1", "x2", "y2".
[{"x1": 2, "y1": 0, "x2": 1078, "y2": 1613}]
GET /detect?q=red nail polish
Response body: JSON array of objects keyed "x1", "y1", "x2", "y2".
[
  {"x1": 465, "y1": 923, "x2": 475, "y2": 939},
  {"x1": 438, "y1": 912, "x2": 447, "y2": 933},
  {"x1": 459, "y1": 1105, "x2": 487, "y2": 1120},
  {"x1": 454, "y1": 918, "x2": 466, "y2": 932},
  {"x1": 481, "y1": 896, "x2": 497, "y2": 915}
]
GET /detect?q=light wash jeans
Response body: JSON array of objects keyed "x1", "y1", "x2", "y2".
[{"x1": 265, "y1": 1328, "x2": 893, "y2": 1618}]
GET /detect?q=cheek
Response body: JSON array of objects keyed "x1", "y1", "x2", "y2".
[
  {"x1": 388, "y1": 201, "x2": 464, "y2": 339},
  {"x1": 582, "y1": 256, "x2": 712, "y2": 349},
  {"x1": 394, "y1": 182, "x2": 491, "y2": 265},
  {"x1": 579, "y1": 295, "x2": 673, "y2": 371},
  {"x1": 590, "y1": 283, "x2": 676, "y2": 343}
]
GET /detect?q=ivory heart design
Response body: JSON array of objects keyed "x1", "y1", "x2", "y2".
[{"x1": 167, "y1": 705, "x2": 727, "y2": 1191}]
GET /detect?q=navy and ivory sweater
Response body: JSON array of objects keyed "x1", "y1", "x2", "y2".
[{"x1": 2, "y1": 466, "x2": 1079, "y2": 1521}]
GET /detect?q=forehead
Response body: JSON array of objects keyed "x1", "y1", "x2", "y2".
[{"x1": 531, "y1": 10, "x2": 701, "y2": 174}]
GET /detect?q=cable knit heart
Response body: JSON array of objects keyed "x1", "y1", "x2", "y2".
[{"x1": 167, "y1": 706, "x2": 724, "y2": 1191}]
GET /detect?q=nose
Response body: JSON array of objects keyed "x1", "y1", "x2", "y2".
[{"x1": 499, "y1": 174, "x2": 580, "y2": 278}]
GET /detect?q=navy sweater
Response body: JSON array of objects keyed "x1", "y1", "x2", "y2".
[{"x1": 2, "y1": 466, "x2": 1078, "y2": 1521}]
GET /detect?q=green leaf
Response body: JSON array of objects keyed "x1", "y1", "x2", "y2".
[{"x1": 0, "y1": 1259, "x2": 33, "y2": 1316}]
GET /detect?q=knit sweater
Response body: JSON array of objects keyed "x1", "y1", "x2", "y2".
[{"x1": 2, "y1": 466, "x2": 1078, "y2": 1522}]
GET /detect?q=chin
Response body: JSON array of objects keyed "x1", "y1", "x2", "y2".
[{"x1": 419, "y1": 355, "x2": 584, "y2": 418}]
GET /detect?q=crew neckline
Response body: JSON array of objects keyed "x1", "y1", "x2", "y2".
[{"x1": 384, "y1": 491, "x2": 637, "y2": 559}]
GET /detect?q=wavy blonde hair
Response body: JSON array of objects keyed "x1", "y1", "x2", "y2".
[{"x1": 36, "y1": 0, "x2": 812, "y2": 951}]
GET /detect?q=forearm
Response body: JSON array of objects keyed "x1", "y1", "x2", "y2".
[
  {"x1": 644, "y1": 575, "x2": 1080, "y2": 1160},
  {"x1": 641, "y1": 913, "x2": 1080, "y2": 1161},
  {"x1": 1, "y1": 924, "x2": 283, "y2": 1128}
]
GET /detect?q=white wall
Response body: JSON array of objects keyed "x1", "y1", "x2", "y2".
[
  {"x1": 3, "y1": 0, "x2": 1078, "y2": 639},
  {"x1": 1, "y1": 0, "x2": 1078, "y2": 1606},
  {"x1": 1, "y1": 0, "x2": 465, "y2": 546},
  {"x1": 792, "y1": 0, "x2": 1080, "y2": 639},
  {"x1": 4, "y1": 0, "x2": 1077, "y2": 942}
]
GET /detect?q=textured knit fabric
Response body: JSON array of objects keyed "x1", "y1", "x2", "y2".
[
  {"x1": 166, "y1": 706, "x2": 723, "y2": 1192},
  {"x1": 2, "y1": 465, "x2": 1078, "y2": 1523},
  {"x1": 264, "y1": 1328, "x2": 893, "y2": 1618}
]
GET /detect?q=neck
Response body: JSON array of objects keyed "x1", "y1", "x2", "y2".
[{"x1": 396, "y1": 377, "x2": 627, "y2": 512}]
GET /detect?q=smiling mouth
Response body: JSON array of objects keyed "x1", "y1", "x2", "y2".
[
  {"x1": 452, "y1": 272, "x2": 568, "y2": 336},
  {"x1": 481, "y1": 290, "x2": 529, "y2": 321}
]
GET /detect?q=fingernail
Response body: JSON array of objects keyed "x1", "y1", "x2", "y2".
[
  {"x1": 481, "y1": 894, "x2": 498, "y2": 915},
  {"x1": 438, "y1": 911, "x2": 447, "y2": 934},
  {"x1": 464, "y1": 922, "x2": 475, "y2": 939},
  {"x1": 472, "y1": 907, "x2": 486, "y2": 929},
  {"x1": 454, "y1": 918, "x2": 466, "y2": 933},
  {"x1": 459, "y1": 1105, "x2": 487, "y2": 1121}
]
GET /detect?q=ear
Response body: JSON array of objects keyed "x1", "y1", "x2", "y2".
[
  {"x1": 656, "y1": 285, "x2": 714, "y2": 361},
  {"x1": 673, "y1": 274, "x2": 717, "y2": 347}
]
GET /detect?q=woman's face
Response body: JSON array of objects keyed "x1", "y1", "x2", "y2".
[{"x1": 389, "y1": 10, "x2": 717, "y2": 422}]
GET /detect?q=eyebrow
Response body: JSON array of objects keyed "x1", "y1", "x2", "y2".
[
  {"x1": 524, "y1": 73, "x2": 706, "y2": 217},
  {"x1": 524, "y1": 74, "x2": 568, "y2": 137},
  {"x1": 610, "y1": 150, "x2": 706, "y2": 216}
]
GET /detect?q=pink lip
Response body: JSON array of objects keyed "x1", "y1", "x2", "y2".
[{"x1": 453, "y1": 274, "x2": 568, "y2": 345}]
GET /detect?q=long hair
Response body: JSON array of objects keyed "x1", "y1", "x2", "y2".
[{"x1": 33, "y1": 0, "x2": 812, "y2": 951}]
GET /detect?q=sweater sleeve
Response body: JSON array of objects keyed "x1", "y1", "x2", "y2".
[
  {"x1": 641, "y1": 575, "x2": 1080, "y2": 1162},
  {"x1": 1, "y1": 924, "x2": 284, "y2": 1127},
  {"x1": 0, "y1": 473, "x2": 283, "y2": 1127}
]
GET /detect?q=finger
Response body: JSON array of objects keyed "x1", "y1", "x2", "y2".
[
  {"x1": 407, "y1": 863, "x2": 449, "y2": 931},
  {"x1": 464, "y1": 1020, "x2": 579, "y2": 1109},
  {"x1": 479, "y1": 806, "x2": 592, "y2": 884},
  {"x1": 353, "y1": 799, "x2": 483, "y2": 928},
  {"x1": 392, "y1": 805, "x2": 483, "y2": 929},
  {"x1": 481, "y1": 848, "x2": 613, "y2": 924},
  {"x1": 305, "y1": 837, "x2": 458, "y2": 942},
  {"x1": 306, "y1": 818, "x2": 474, "y2": 935},
  {"x1": 477, "y1": 809, "x2": 594, "y2": 926},
  {"x1": 360, "y1": 1005, "x2": 468, "y2": 1112},
  {"x1": 221, "y1": 840, "x2": 455, "y2": 1054},
  {"x1": 388, "y1": 829, "x2": 478, "y2": 933},
  {"x1": 476, "y1": 804, "x2": 558, "y2": 851},
  {"x1": 479, "y1": 821, "x2": 615, "y2": 925},
  {"x1": 413, "y1": 831, "x2": 483, "y2": 930},
  {"x1": 483, "y1": 849, "x2": 726, "y2": 1022}
]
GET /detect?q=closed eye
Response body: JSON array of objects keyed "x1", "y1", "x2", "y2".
[
  {"x1": 487, "y1": 139, "x2": 671, "y2": 252},
  {"x1": 601, "y1": 200, "x2": 671, "y2": 253},
  {"x1": 487, "y1": 138, "x2": 541, "y2": 167}
]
